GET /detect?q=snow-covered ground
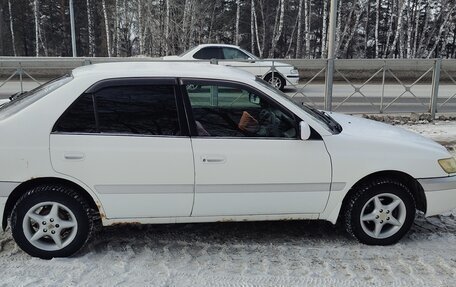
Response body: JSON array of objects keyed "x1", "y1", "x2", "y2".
[{"x1": 1, "y1": 121, "x2": 456, "y2": 287}]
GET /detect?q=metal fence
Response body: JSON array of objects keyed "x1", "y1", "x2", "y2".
[{"x1": 1, "y1": 57, "x2": 455, "y2": 119}]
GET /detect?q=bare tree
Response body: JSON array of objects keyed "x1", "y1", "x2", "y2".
[
  {"x1": 7, "y1": 0, "x2": 16, "y2": 56},
  {"x1": 375, "y1": 0, "x2": 381, "y2": 58},
  {"x1": 33, "y1": 0, "x2": 39, "y2": 56},
  {"x1": 250, "y1": 0, "x2": 254, "y2": 53},
  {"x1": 235, "y1": 0, "x2": 240, "y2": 45},
  {"x1": 102, "y1": 0, "x2": 112, "y2": 57},
  {"x1": 164, "y1": 0, "x2": 170, "y2": 55},
  {"x1": 304, "y1": 0, "x2": 311, "y2": 58},
  {"x1": 295, "y1": 0, "x2": 303, "y2": 57},
  {"x1": 427, "y1": 2, "x2": 456, "y2": 58},
  {"x1": 389, "y1": 0, "x2": 407, "y2": 58},
  {"x1": 87, "y1": 0, "x2": 95, "y2": 56},
  {"x1": 321, "y1": 0, "x2": 328, "y2": 58},
  {"x1": 269, "y1": 0, "x2": 285, "y2": 58}
]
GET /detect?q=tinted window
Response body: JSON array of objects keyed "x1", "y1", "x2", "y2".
[
  {"x1": 193, "y1": 47, "x2": 223, "y2": 59},
  {"x1": 222, "y1": 48, "x2": 250, "y2": 60},
  {"x1": 186, "y1": 84, "x2": 296, "y2": 138},
  {"x1": 54, "y1": 84, "x2": 181, "y2": 136},
  {"x1": 95, "y1": 85, "x2": 180, "y2": 135},
  {"x1": 53, "y1": 93, "x2": 97, "y2": 133}
]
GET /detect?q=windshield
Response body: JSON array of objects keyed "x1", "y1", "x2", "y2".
[
  {"x1": 0, "y1": 74, "x2": 73, "y2": 119},
  {"x1": 255, "y1": 77, "x2": 342, "y2": 134}
]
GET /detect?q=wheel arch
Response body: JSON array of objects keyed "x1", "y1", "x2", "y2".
[
  {"x1": 337, "y1": 170, "x2": 426, "y2": 224},
  {"x1": 2, "y1": 177, "x2": 103, "y2": 230}
]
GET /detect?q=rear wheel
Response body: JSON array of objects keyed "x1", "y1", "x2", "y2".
[
  {"x1": 264, "y1": 73, "x2": 286, "y2": 91},
  {"x1": 343, "y1": 178, "x2": 416, "y2": 245},
  {"x1": 11, "y1": 184, "x2": 96, "y2": 259}
]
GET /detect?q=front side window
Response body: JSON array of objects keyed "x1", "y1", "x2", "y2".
[
  {"x1": 185, "y1": 83, "x2": 297, "y2": 138},
  {"x1": 222, "y1": 48, "x2": 250, "y2": 60},
  {"x1": 54, "y1": 84, "x2": 181, "y2": 136}
]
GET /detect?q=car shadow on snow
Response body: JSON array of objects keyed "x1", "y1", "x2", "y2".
[{"x1": 81, "y1": 213, "x2": 456, "y2": 256}]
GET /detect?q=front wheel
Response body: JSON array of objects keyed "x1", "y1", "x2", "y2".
[
  {"x1": 343, "y1": 179, "x2": 416, "y2": 245},
  {"x1": 11, "y1": 184, "x2": 95, "y2": 259}
]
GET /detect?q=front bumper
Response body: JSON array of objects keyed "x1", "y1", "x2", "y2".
[
  {"x1": 285, "y1": 75, "x2": 299, "y2": 86},
  {"x1": 0, "y1": 197, "x2": 6, "y2": 231},
  {"x1": 418, "y1": 176, "x2": 456, "y2": 216}
]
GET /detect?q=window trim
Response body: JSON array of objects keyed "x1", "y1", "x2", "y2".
[
  {"x1": 179, "y1": 78, "x2": 317, "y2": 140},
  {"x1": 52, "y1": 77, "x2": 189, "y2": 137}
]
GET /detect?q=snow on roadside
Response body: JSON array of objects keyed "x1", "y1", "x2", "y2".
[
  {"x1": 399, "y1": 120, "x2": 456, "y2": 147},
  {"x1": 1, "y1": 121, "x2": 456, "y2": 287}
]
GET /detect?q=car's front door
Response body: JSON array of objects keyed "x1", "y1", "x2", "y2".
[
  {"x1": 50, "y1": 78, "x2": 195, "y2": 219},
  {"x1": 183, "y1": 80, "x2": 332, "y2": 216}
]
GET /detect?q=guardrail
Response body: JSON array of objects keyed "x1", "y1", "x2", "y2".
[{"x1": 1, "y1": 57, "x2": 455, "y2": 119}]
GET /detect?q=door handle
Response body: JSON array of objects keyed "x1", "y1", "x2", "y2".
[
  {"x1": 201, "y1": 155, "x2": 226, "y2": 164},
  {"x1": 64, "y1": 152, "x2": 85, "y2": 160}
]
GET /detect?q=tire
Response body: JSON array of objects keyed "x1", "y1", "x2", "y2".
[
  {"x1": 343, "y1": 178, "x2": 416, "y2": 245},
  {"x1": 264, "y1": 73, "x2": 286, "y2": 91},
  {"x1": 11, "y1": 184, "x2": 95, "y2": 259}
]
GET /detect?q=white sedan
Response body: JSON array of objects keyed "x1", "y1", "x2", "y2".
[
  {"x1": 163, "y1": 44, "x2": 299, "y2": 90},
  {"x1": 0, "y1": 62, "x2": 455, "y2": 259}
]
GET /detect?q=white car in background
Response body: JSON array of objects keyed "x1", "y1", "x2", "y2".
[
  {"x1": 163, "y1": 44, "x2": 299, "y2": 90},
  {"x1": 0, "y1": 62, "x2": 456, "y2": 259}
]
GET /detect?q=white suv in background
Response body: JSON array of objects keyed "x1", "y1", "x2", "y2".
[{"x1": 163, "y1": 44, "x2": 299, "y2": 90}]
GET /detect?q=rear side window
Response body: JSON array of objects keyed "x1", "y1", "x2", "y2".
[
  {"x1": 53, "y1": 84, "x2": 181, "y2": 136},
  {"x1": 54, "y1": 94, "x2": 96, "y2": 133}
]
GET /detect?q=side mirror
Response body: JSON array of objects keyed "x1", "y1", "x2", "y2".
[
  {"x1": 300, "y1": 121, "x2": 311, "y2": 140},
  {"x1": 248, "y1": 93, "x2": 261, "y2": 105}
]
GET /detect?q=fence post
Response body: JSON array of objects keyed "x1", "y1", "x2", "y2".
[
  {"x1": 380, "y1": 61, "x2": 386, "y2": 114},
  {"x1": 324, "y1": 59, "x2": 334, "y2": 111},
  {"x1": 430, "y1": 58, "x2": 441, "y2": 120},
  {"x1": 271, "y1": 60, "x2": 275, "y2": 84},
  {"x1": 18, "y1": 64, "x2": 23, "y2": 93}
]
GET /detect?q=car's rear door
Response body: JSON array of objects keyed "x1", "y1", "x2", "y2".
[
  {"x1": 182, "y1": 79, "x2": 332, "y2": 216},
  {"x1": 50, "y1": 78, "x2": 195, "y2": 219}
]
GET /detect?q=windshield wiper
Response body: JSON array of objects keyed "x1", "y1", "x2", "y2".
[
  {"x1": 302, "y1": 104, "x2": 342, "y2": 133},
  {"x1": 9, "y1": 91, "x2": 26, "y2": 101}
]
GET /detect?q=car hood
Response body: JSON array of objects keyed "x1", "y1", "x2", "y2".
[{"x1": 329, "y1": 112, "x2": 448, "y2": 153}]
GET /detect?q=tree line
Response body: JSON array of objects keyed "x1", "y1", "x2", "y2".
[{"x1": 0, "y1": 0, "x2": 455, "y2": 59}]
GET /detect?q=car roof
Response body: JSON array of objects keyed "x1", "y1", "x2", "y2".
[
  {"x1": 196, "y1": 43, "x2": 241, "y2": 49},
  {"x1": 71, "y1": 61, "x2": 256, "y2": 82}
]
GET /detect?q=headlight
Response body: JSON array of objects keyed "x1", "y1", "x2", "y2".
[
  {"x1": 438, "y1": 158, "x2": 456, "y2": 174},
  {"x1": 290, "y1": 68, "x2": 299, "y2": 74}
]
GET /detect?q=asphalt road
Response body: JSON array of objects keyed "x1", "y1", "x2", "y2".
[{"x1": 1, "y1": 80, "x2": 455, "y2": 114}]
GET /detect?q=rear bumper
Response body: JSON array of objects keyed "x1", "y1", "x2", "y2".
[
  {"x1": 0, "y1": 181, "x2": 20, "y2": 231},
  {"x1": 418, "y1": 176, "x2": 456, "y2": 216}
]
